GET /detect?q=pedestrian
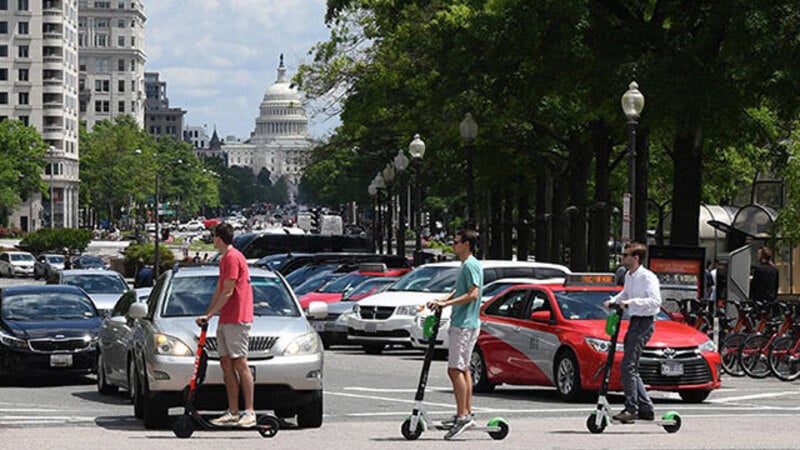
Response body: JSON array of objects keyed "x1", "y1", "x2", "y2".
[
  {"x1": 196, "y1": 223, "x2": 256, "y2": 427},
  {"x1": 192, "y1": 252, "x2": 201, "y2": 264},
  {"x1": 181, "y1": 238, "x2": 190, "y2": 259},
  {"x1": 64, "y1": 253, "x2": 72, "y2": 270},
  {"x1": 709, "y1": 259, "x2": 718, "y2": 303},
  {"x1": 704, "y1": 260, "x2": 715, "y2": 300},
  {"x1": 202, "y1": 253, "x2": 209, "y2": 263},
  {"x1": 135, "y1": 264, "x2": 154, "y2": 288},
  {"x1": 750, "y1": 246, "x2": 778, "y2": 305},
  {"x1": 603, "y1": 242, "x2": 661, "y2": 422},
  {"x1": 426, "y1": 229, "x2": 482, "y2": 440}
]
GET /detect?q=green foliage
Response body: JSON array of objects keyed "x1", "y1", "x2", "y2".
[
  {"x1": 122, "y1": 242, "x2": 176, "y2": 275},
  {"x1": 0, "y1": 119, "x2": 48, "y2": 225},
  {"x1": 20, "y1": 228, "x2": 93, "y2": 255},
  {"x1": 775, "y1": 123, "x2": 800, "y2": 246}
]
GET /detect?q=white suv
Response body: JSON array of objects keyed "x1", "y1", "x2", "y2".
[
  {"x1": 347, "y1": 260, "x2": 570, "y2": 354},
  {"x1": 128, "y1": 265, "x2": 327, "y2": 429}
]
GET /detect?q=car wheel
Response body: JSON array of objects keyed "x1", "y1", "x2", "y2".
[
  {"x1": 678, "y1": 389, "x2": 711, "y2": 403},
  {"x1": 97, "y1": 352, "x2": 118, "y2": 395},
  {"x1": 470, "y1": 346, "x2": 495, "y2": 393},
  {"x1": 296, "y1": 390, "x2": 323, "y2": 428},
  {"x1": 363, "y1": 343, "x2": 384, "y2": 355},
  {"x1": 130, "y1": 358, "x2": 143, "y2": 419},
  {"x1": 555, "y1": 350, "x2": 588, "y2": 402},
  {"x1": 143, "y1": 391, "x2": 169, "y2": 429}
]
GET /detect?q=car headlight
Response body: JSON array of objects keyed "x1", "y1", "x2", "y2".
[
  {"x1": 696, "y1": 339, "x2": 717, "y2": 353},
  {"x1": 0, "y1": 330, "x2": 28, "y2": 350},
  {"x1": 352, "y1": 304, "x2": 361, "y2": 318},
  {"x1": 283, "y1": 332, "x2": 321, "y2": 356},
  {"x1": 396, "y1": 305, "x2": 424, "y2": 316},
  {"x1": 585, "y1": 337, "x2": 623, "y2": 353},
  {"x1": 154, "y1": 334, "x2": 193, "y2": 356},
  {"x1": 335, "y1": 312, "x2": 352, "y2": 325}
]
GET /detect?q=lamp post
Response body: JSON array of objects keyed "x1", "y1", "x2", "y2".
[
  {"x1": 393, "y1": 149, "x2": 409, "y2": 258},
  {"x1": 48, "y1": 146, "x2": 55, "y2": 228},
  {"x1": 408, "y1": 134, "x2": 426, "y2": 252},
  {"x1": 367, "y1": 180, "x2": 378, "y2": 253},
  {"x1": 382, "y1": 162, "x2": 396, "y2": 255},
  {"x1": 459, "y1": 113, "x2": 478, "y2": 226},
  {"x1": 373, "y1": 173, "x2": 386, "y2": 254},
  {"x1": 620, "y1": 81, "x2": 645, "y2": 243}
]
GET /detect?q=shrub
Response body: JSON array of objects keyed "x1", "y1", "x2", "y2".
[
  {"x1": 19, "y1": 228, "x2": 92, "y2": 255},
  {"x1": 123, "y1": 242, "x2": 176, "y2": 277}
]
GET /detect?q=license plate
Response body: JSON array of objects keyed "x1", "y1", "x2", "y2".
[
  {"x1": 661, "y1": 361, "x2": 683, "y2": 376},
  {"x1": 312, "y1": 321, "x2": 325, "y2": 332},
  {"x1": 50, "y1": 354, "x2": 73, "y2": 367},
  {"x1": 365, "y1": 323, "x2": 377, "y2": 334}
]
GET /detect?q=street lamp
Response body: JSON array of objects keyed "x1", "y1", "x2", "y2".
[
  {"x1": 48, "y1": 146, "x2": 55, "y2": 228},
  {"x1": 373, "y1": 172, "x2": 386, "y2": 254},
  {"x1": 382, "y1": 162, "x2": 396, "y2": 254},
  {"x1": 393, "y1": 149, "x2": 409, "y2": 258},
  {"x1": 459, "y1": 113, "x2": 478, "y2": 225},
  {"x1": 620, "y1": 81, "x2": 644, "y2": 243},
  {"x1": 368, "y1": 179, "x2": 379, "y2": 253},
  {"x1": 408, "y1": 134, "x2": 426, "y2": 252}
]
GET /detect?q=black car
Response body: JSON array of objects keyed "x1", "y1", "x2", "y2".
[
  {"x1": 0, "y1": 285, "x2": 102, "y2": 377},
  {"x1": 72, "y1": 254, "x2": 109, "y2": 270}
]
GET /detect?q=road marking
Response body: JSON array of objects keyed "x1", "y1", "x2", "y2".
[
  {"x1": 710, "y1": 391, "x2": 800, "y2": 403},
  {"x1": 343, "y1": 386, "x2": 452, "y2": 393},
  {"x1": 327, "y1": 391, "x2": 455, "y2": 408}
]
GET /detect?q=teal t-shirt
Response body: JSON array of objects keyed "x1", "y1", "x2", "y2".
[{"x1": 451, "y1": 256, "x2": 482, "y2": 329}]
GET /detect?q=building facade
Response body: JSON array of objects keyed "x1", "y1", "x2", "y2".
[
  {"x1": 144, "y1": 71, "x2": 184, "y2": 140},
  {"x1": 77, "y1": 0, "x2": 145, "y2": 130},
  {"x1": 183, "y1": 124, "x2": 208, "y2": 150},
  {"x1": 2, "y1": 0, "x2": 81, "y2": 230}
]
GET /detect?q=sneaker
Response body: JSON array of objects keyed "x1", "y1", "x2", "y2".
[
  {"x1": 612, "y1": 410, "x2": 638, "y2": 422},
  {"x1": 441, "y1": 413, "x2": 474, "y2": 427},
  {"x1": 210, "y1": 410, "x2": 240, "y2": 426},
  {"x1": 238, "y1": 411, "x2": 257, "y2": 428},
  {"x1": 638, "y1": 410, "x2": 655, "y2": 421},
  {"x1": 444, "y1": 416, "x2": 475, "y2": 440}
]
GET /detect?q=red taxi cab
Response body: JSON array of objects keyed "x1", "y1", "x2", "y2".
[
  {"x1": 471, "y1": 274, "x2": 721, "y2": 403},
  {"x1": 298, "y1": 264, "x2": 410, "y2": 309}
]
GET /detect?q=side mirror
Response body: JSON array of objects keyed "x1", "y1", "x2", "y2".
[
  {"x1": 128, "y1": 302, "x2": 148, "y2": 319},
  {"x1": 530, "y1": 310, "x2": 552, "y2": 322},
  {"x1": 307, "y1": 301, "x2": 328, "y2": 320},
  {"x1": 110, "y1": 315, "x2": 127, "y2": 324}
]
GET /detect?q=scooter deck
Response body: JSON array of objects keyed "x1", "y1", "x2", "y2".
[
  {"x1": 432, "y1": 424, "x2": 504, "y2": 433},
  {"x1": 611, "y1": 418, "x2": 678, "y2": 426}
]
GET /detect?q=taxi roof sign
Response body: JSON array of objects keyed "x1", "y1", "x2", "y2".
[{"x1": 565, "y1": 273, "x2": 616, "y2": 286}]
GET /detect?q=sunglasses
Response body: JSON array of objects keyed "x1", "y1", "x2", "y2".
[{"x1": 622, "y1": 252, "x2": 631, "y2": 257}]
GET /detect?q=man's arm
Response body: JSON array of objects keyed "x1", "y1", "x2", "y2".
[
  {"x1": 431, "y1": 285, "x2": 479, "y2": 309},
  {"x1": 196, "y1": 279, "x2": 236, "y2": 325}
]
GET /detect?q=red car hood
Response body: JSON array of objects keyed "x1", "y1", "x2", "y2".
[
  {"x1": 568, "y1": 319, "x2": 710, "y2": 347},
  {"x1": 299, "y1": 292, "x2": 343, "y2": 308}
]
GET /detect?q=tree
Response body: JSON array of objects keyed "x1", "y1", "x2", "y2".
[{"x1": 0, "y1": 120, "x2": 48, "y2": 226}]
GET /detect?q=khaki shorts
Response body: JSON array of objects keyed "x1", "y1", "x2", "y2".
[
  {"x1": 448, "y1": 327, "x2": 479, "y2": 371},
  {"x1": 216, "y1": 323, "x2": 251, "y2": 359}
]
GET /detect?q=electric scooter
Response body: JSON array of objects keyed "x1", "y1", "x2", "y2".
[
  {"x1": 172, "y1": 322, "x2": 280, "y2": 439},
  {"x1": 586, "y1": 304, "x2": 682, "y2": 434},
  {"x1": 400, "y1": 308, "x2": 510, "y2": 441}
]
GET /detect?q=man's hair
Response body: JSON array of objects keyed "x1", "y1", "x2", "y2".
[
  {"x1": 456, "y1": 229, "x2": 479, "y2": 252},
  {"x1": 214, "y1": 223, "x2": 235, "y2": 245},
  {"x1": 624, "y1": 242, "x2": 647, "y2": 262},
  {"x1": 759, "y1": 246, "x2": 773, "y2": 262}
]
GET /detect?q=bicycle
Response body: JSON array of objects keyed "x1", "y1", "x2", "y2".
[
  {"x1": 662, "y1": 297, "x2": 712, "y2": 335},
  {"x1": 767, "y1": 304, "x2": 800, "y2": 381},
  {"x1": 739, "y1": 302, "x2": 794, "y2": 378},
  {"x1": 718, "y1": 300, "x2": 769, "y2": 377}
]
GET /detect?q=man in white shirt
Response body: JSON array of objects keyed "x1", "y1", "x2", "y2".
[{"x1": 603, "y1": 242, "x2": 662, "y2": 422}]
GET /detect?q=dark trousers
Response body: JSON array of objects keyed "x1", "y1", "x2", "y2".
[{"x1": 621, "y1": 316, "x2": 654, "y2": 414}]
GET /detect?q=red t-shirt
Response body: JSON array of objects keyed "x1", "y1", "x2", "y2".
[{"x1": 217, "y1": 247, "x2": 254, "y2": 324}]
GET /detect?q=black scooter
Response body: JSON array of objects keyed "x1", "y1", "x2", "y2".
[
  {"x1": 172, "y1": 322, "x2": 280, "y2": 438},
  {"x1": 586, "y1": 304, "x2": 682, "y2": 434},
  {"x1": 400, "y1": 308, "x2": 510, "y2": 440}
]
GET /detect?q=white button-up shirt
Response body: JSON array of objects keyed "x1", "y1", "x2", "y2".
[{"x1": 611, "y1": 265, "x2": 662, "y2": 317}]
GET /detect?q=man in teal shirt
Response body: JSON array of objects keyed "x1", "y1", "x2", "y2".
[{"x1": 427, "y1": 229, "x2": 482, "y2": 440}]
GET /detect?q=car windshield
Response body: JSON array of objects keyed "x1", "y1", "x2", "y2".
[
  {"x1": 10, "y1": 253, "x2": 34, "y2": 262},
  {"x1": 285, "y1": 264, "x2": 337, "y2": 288},
  {"x1": 46, "y1": 255, "x2": 65, "y2": 264},
  {"x1": 345, "y1": 278, "x2": 395, "y2": 299},
  {"x1": 318, "y1": 273, "x2": 369, "y2": 293},
  {"x1": 293, "y1": 273, "x2": 340, "y2": 296},
  {"x1": 162, "y1": 275, "x2": 299, "y2": 317},
  {"x1": 2, "y1": 291, "x2": 98, "y2": 321},
  {"x1": 79, "y1": 256, "x2": 104, "y2": 265},
  {"x1": 63, "y1": 274, "x2": 128, "y2": 294},
  {"x1": 483, "y1": 282, "x2": 517, "y2": 299},
  {"x1": 388, "y1": 267, "x2": 458, "y2": 293},
  {"x1": 553, "y1": 290, "x2": 671, "y2": 321}
]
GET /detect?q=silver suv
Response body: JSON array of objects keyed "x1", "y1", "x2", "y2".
[{"x1": 128, "y1": 265, "x2": 327, "y2": 429}]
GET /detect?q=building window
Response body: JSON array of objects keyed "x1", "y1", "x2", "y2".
[
  {"x1": 18, "y1": 68, "x2": 27, "y2": 81},
  {"x1": 130, "y1": 36, "x2": 135, "y2": 46},
  {"x1": 94, "y1": 79, "x2": 109, "y2": 92},
  {"x1": 118, "y1": 1, "x2": 124, "y2": 8},
  {"x1": 0, "y1": 45, "x2": 6, "y2": 57},
  {"x1": 117, "y1": 18, "x2": 124, "y2": 28},
  {"x1": 118, "y1": 36, "x2": 124, "y2": 47},
  {"x1": 117, "y1": 59, "x2": 124, "y2": 71},
  {"x1": 18, "y1": 92, "x2": 28, "y2": 105},
  {"x1": 118, "y1": 100, "x2": 124, "y2": 112},
  {"x1": 94, "y1": 100, "x2": 109, "y2": 112},
  {"x1": 96, "y1": 19, "x2": 108, "y2": 28},
  {"x1": 0, "y1": 92, "x2": 6, "y2": 104},
  {"x1": 118, "y1": 80, "x2": 124, "y2": 92},
  {"x1": 95, "y1": 34, "x2": 107, "y2": 47},
  {"x1": 18, "y1": 22, "x2": 28, "y2": 34},
  {"x1": 79, "y1": 100, "x2": 86, "y2": 112},
  {"x1": 130, "y1": 59, "x2": 136, "y2": 71},
  {"x1": 18, "y1": 0, "x2": 27, "y2": 10},
  {"x1": 0, "y1": 22, "x2": 7, "y2": 34},
  {"x1": 78, "y1": 33, "x2": 85, "y2": 46},
  {"x1": 0, "y1": 68, "x2": 6, "y2": 80},
  {"x1": 18, "y1": 45, "x2": 28, "y2": 58},
  {"x1": 18, "y1": 115, "x2": 28, "y2": 125},
  {"x1": 0, "y1": 1, "x2": 6, "y2": 10}
]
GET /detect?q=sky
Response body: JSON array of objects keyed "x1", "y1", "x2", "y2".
[{"x1": 144, "y1": 0, "x2": 339, "y2": 141}]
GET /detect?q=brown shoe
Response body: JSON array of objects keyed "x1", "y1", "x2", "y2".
[{"x1": 612, "y1": 410, "x2": 638, "y2": 422}]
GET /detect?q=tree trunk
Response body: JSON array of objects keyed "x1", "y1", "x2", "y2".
[
  {"x1": 567, "y1": 134, "x2": 590, "y2": 271},
  {"x1": 503, "y1": 189, "x2": 513, "y2": 259},
  {"x1": 517, "y1": 186, "x2": 531, "y2": 262},
  {"x1": 535, "y1": 165, "x2": 553, "y2": 262},
  {"x1": 588, "y1": 120, "x2": 613, "y2": 271},
  {"x1": 635, "y1": 127, "x2": 650, "y2": 243},
  {"x1": 488, "y1": 188, "x2": 503, "y2": 258},
  {"x1": 670, "y1": 129, "x2": 703, "y2": 246}
]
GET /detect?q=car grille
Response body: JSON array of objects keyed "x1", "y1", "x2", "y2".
[
  {"x1": 204, "y1": 336, "x2": 278, "y2": 352},
  {"x1": 28, "y1": 338, "x2": 90, "y2": 353},
  {"x1": 358, "y1": 306, "x2": 395, "y2": 320},
  {"x1": 348, "y1": 328, "x2": 410, "y2": 338},
  {"x1": 640, "y1": 346, "x2": 712, "y2": 386}
]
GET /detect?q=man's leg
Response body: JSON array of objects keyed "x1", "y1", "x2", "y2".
[
  {"x1": 448, "y1": 368, "x2": 469, "y2": 417},
  {"x1": 635, "y1": 321, "x2": 655, "y2": 415},
  {"x1": 219, "y1": 356, "x2": 240, "y2": 413},
  {"x1": 233, "y1": 357, "x2": 255, "y2": 412},
  {"x1": 620, "y1": 321, "x2": 644, "y2": 414}
]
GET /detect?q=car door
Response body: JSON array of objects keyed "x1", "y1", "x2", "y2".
[
  {"x1": 515, "y1": 288, "x2": 562, "y2": 385},
  {"x1": 103, "y1": 291, "x2": 136, "y2": 384},
  {"x1": 0, "y1": 253, "x2": 8, "y2": 276},
  {"x1": 480, "y1": 288, "x2": 533, "y2": 384}
]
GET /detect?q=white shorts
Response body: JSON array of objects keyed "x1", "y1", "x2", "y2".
[
  {"x1": 216, "y1": 323, "x2": 251, "y2": 359},
  {"x1": 448, "y1": 327, "x2": 479, "y2": 371}
]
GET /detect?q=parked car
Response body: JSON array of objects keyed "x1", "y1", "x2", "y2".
[
  {"x1": 470, "y1": 275, "x2": 721, "y2": 403},
  {"x1": 72, "y1": 254, "x2": 110, "y2": 270},
  {"x1": 33, "y1": 253, "x2": 65, "y2": 280},
  {"x1": 347, "y1": 260, "x2": 571, "y2": 354},
  {"x1": 0, "y1": 251, "x2": 36, "y2": 278},
  {"x1": 292, "y1": 272, "x2": 344, "y2": 298},
  {"x1": 127, "y1": 265, "x2": 328, "y2": 429},
  {"x1": 298, "y1": 264, "x2": 411, "y2": 308},
  {"x1": 48, "y1": 269, "x2": 130, "y2": 315},
  {"x1": 342, "y1": 277, "x2": 398, "y2": 302},
  {"x1": 0, "y1": 285, "x2": 102, "y2": 377},
  {"x1": 96, "y1": 287, "x2": 152, "y2": 395},
  {"x1": 178, "y1": 219, "x2": 205, "y2": 232}
]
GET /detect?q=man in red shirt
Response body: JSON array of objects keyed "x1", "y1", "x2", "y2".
[{"x1": 196, "y1": 223, "x2": 255, "y2": 427}]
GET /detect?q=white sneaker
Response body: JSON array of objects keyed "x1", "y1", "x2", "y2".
[
  {"x1": 210, "y1": 410, "x2": 240, "y2": 426},
  {"x1": 444, "y1": 416, "x2": 475, "y2": 440},
  {"x1": 238, "y1": 411, "x2": 256, "y2": 428}
]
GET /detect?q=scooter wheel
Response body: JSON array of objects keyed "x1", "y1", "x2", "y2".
[
  {"x1": 257, "y1": 415, "x2": 280, "y2": 438},
  {"x1": 662, "y1": 412, "x2": 681, "y2": 434},
  {"x1": 173, "y1": 414, "x2": 194, "y2": 439},
  {"x1": 488, "y1": 419, "x2": 510, "y2": 440},
  {"x1": 401, "y1": 417, "x2": 424, "y2": 440},
  {"x1": 586, "y1": 412, "x2": 607, "y2": 434}
]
